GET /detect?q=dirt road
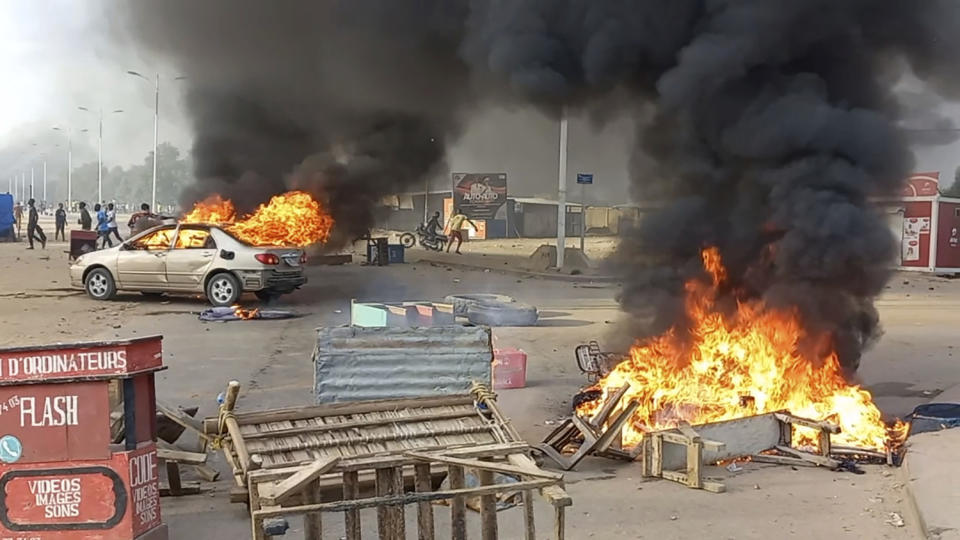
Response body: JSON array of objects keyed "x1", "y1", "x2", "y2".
[{"x1": 1, "y1": 228, "x2": 952, "y2": 539}]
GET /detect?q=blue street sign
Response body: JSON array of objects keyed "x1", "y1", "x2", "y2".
[{"x1": 576, "y1": 173, "x2": 594, "y2": 185}]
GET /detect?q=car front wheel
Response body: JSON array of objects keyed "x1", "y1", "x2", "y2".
[
  {"x1": 206, "y1": 272, "x2": 241, "y2": 306},
  {"x1": 85, "y1": 268, "x2": 117, "y2": 301}
]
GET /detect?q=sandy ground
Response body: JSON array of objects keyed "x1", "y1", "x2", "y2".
[{"x1": 1, "y1": 217, "x2": 954, "y2": 539}]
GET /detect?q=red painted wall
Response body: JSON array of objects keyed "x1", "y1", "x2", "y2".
[
  {"x1": 937, "y1": 201, "x2": 960, "y2": 269},
  {"x1": 901, "y1": 201, "x2": 932, "y2": 268}
]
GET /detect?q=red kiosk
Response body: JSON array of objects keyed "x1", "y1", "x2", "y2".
[{"x1": 0, "y1": 336, "x2": 167, "y2": 540}]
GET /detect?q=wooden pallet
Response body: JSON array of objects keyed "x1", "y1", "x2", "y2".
[
  {"x1": 208, "y1": 381, "x2": 570, "y2": 538},
  {"x1": 537, "y1": 384, "x2": 641, "y2": 470}
]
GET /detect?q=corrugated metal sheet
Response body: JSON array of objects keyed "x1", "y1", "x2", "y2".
[{"x1": 313, "y1": 325, "x2": 492, "y2": 403}]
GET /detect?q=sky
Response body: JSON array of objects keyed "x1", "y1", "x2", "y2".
[{"x1": 1, "y1": 0, "x2": 959, "y2": 201}]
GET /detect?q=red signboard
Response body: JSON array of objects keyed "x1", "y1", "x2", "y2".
[
  {"x1": 900, "y1": 172, "x2": 940, "y2": 197},
  {"x1": 0, "y1": 383, "x2": 110, "y2": 464},
  {"x1": 0, "y1": 445, "x2": 164, "y2": 540},
  {"x1": 0, "y1": 337, "x2": 162, "y2": 385}
]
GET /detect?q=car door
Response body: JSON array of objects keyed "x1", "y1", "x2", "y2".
[
  {"x1": 164, "y1": 226, "x2": 217, "y2": 290},
  {"x1": 115, "y1": 227, "x2": 174, "y2": 288}
]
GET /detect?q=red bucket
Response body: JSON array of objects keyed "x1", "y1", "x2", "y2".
[{"x1": 493, "y1": 348, "x2": 527, "y2": 389}]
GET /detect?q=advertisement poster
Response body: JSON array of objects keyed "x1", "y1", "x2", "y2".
[
  {"x1": 902, "y1": 217, "x2": 929, "y2": 262},
  {"x1": 451, "y1": 173, "x2": 507, "y2": 220}
]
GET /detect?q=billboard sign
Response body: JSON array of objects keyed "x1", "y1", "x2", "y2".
[{"x1": 452, "y1": 173, "x2": 507, "y2": 220}]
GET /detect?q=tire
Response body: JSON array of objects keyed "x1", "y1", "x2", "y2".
[
  {"x1": 206, "y1": 272, "x2": 241, "y2": 306},
  {"x1": 466, "y1": 302, "x2": 539, "y2": 327},
  {"x1": 443, "y1": 293, "x2": 517, "y2": 316},
  {"x1": 399, "y1": 233, "x2": 416, "y2": 248},
  {"x1": 85, "y1": 267, "x2": 117, "y2": 301}
]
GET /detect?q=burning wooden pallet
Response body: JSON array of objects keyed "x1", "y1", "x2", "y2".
[
  {"x1": 206, "y1": 381, "x2": 572, "y2": 539},
  {"x1": 539, "y1": 384, "x2": 879, "y2": 493}
]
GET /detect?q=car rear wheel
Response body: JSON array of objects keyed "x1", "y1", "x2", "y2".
[
  {"x1": 85, "y1": 268, "x2": 116, "y2": 301},
  {"x1": 206, "y1": 272, "x2": 241, "y2": 306}
]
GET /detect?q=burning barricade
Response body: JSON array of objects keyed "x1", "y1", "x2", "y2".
[{"x1": 541, "y1": 248, "x2": 908, "y2": 489}]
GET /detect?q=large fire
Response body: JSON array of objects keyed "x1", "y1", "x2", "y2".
[
  {"x1": 182, "y1": 190, "x2": 334, "y2": 247},
  {"x1": 578, "y1": 247, "x2": 907, "y2": 452}
]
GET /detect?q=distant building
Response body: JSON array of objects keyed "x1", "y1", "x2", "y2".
[{"x1": 877, "y1": 172, "x2": 960, "y2": 274}]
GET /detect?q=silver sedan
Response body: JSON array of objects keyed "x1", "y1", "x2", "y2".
[{"x1": 70, "y1": 223, "x2": 307, "y2": 305}]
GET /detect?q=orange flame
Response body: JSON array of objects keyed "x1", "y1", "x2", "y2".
[
  {"x1": 578, "y1": 247, "x2": 907, "y2": 451},
  {"x1": 182, "y1": 191, "x2": 333, "y2": 247},
  {"x1": 231, "y1": 305, "x2": 260, "y2": 320}
]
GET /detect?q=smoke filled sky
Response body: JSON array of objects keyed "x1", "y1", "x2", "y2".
[{"x1": 1, "y1": 0, "x2": 960, "y2": 200}]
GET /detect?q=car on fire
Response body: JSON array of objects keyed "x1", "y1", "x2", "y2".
[{"x1": 70, "y1": 222, "x2": 307, "y2": 306}]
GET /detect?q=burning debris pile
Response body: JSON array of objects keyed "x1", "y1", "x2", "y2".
[
  {"x1": 182, "y1": 190, "x2": 334, "y2": 247},
  {"x1": 578, "y1": 248, "x2": 907, "y2": 453}
]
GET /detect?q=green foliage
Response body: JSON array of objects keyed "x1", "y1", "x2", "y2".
[{"x1": 69, "y1": 142, "x2": 192, "y2": 206}]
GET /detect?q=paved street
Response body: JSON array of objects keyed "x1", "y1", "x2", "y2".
[{"x1": 2, "y1": 224, "x2": 956, "y2": 538}]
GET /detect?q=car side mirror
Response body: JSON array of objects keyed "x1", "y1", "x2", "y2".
[{"x1": 220, "y1": 249, "x2": 234, "y2": 260}]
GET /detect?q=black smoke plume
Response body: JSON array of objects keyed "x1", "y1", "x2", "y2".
[{"x1": 115, "y1": 0, "x2": 960, "y2": 373}]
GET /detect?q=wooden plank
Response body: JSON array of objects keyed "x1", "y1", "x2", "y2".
[
  {"x1": 414, "y1": 464, "x2": 435, "y2": 540},
  {"x1": 405, "y1": 451, "x2": 562, "y2": 481},
  {"x1": 391, "y1": 466, "x2": 406, "y2": 540},
  {"x1": 252, "y1": 478, "x2": 559, "y2": 517},
  {"x1": 343, "y1": 471, "x2": 361, "y2": 540},
  {"x1": 479, "y1": 468, "x2": 498, "y2": 540},
  {"x1": 818, "y1": 429, "x2": 832, "y2": 457},
  {"x1": 448, "y1": 465, "x2": 467, "y2": 540},
  {"x1": 594, "y1": 400, "x2": 640, "y2": 453},
  {"x1": 751, "y1": 454, "x2": 818, "y2": 467},
  {"x1": 774, "y1": 445, "x2": 839, "y2": 469},
  {"x1": 260, "y1": 458, "x2": 340, "y2": 505},
  {"x1": 242, "y1": 408, "x2": 477, "y2": 440},
  {"x1": 165, "y1": 461, "x2": 182, "y2": 496},
  {"x1": 686, "y1": 440, "x2": 702, "y2": 489},
  {"x1": 159, "y1": 481, "x2": 201, "y2": 496},
  {"x1": 226, "y1": 395, "x2": 476, "y2": 428},
  {"x1": 703, "y1": 481, "x2": 726, "y2": 493},
  {"x1": 252, "y1": 442, "x2": 530, "y2": 477},
  {"x1": 655, "y1": 413, "x2": 779, "y2": 470},
  {"x1": 651, "y1": 434, "x2": 662, "y2": 476},
  {"x1": 303, "y1": 481, "x2": 322, "y2": 540},
  {"x1": 773, "y1": 412, "x2": 841, "y2": 434},
  {"x1": 157, "y1": 400, "x2": 209, "y2": 440},
  {"x1": 157, "y1": 447, "x2": 207, "y2": 465},
  {"x1": 588, "y1": 384, "x2": 631, "y2": 428},
  {"x1": 554, "y1": 504, "x2": 566, "y2": 540},
  {"x1": 522, "y1": 490, "x2": 536, "y2": 540},
  {"x1": 253, "y1": 424, "x2": 495, "y2": 456},
  {"x1": 376, "y1": 469, "x2": 391, "y2": 540}
]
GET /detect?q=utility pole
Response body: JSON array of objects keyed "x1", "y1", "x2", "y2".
[
  {"x1": 42, "y1": 159, "x2": 47, "y2": 202},
  {"x1": 30, "y1": 168, "x2": 34, "y2": 199},
  {"x1": 556, "y1": 108, "x2": 569, "y2": 269}
]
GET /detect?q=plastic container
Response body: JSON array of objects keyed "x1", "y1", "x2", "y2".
[
  {"x1": 387, "y1": 244, "x2": 405, "y2": 264},
  {"x1": 493, "y1": 347, "x2": 527, "y2": 389}
]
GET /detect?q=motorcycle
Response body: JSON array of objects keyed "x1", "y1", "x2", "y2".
[{"x1": 399, "y1": 224, "x2": 447, "y2": 252}]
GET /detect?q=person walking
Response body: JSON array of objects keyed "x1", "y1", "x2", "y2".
[
  {"x1": 13, "y1": 201, "x2": 22, "y2": 239},
  {"x1": 25, "y1": 198, "x2": 46, "y2": 250},
  {"x1": 78, "y1": 201, "x2": 92, "y2": 231},
  {"x1": 95, "y1": 203, "x2": 112, "y2": 248},
  {"x1": 106, "y1": 203, "x2": 122, "y2": 243},
  {"x1": 54, "y1": 203, "x2": 67, "y2": 241},
  {"x1": 445, "y1": 209, "x2": 477, "y2": 254}
]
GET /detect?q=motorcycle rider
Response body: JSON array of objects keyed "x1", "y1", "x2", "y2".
[{"x1": 424, "y1": 211, "x2": 442, "y2": 240}]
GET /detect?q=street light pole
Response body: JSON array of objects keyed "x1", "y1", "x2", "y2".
[
  {"x1": 556, "y1": 108, "x2": 569, "y2": 269},
  {"x1": 78, "y1": 107, "x2": 122, "y2": 203},
  {"x1": 128, "y1": 71, "x2": 163, "y2": 210}
]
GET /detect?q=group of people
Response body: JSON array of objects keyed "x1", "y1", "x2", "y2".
[
  {"x1": 424, "y1": 209, "x2": 477, "y2": 254},
  {"x1": 14, "y1": 200, "x2": 160, "y2": 250}
]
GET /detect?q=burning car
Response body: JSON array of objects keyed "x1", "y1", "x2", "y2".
[{"x1": 70, "y1": 222, "x2": 307, "y2": 306}]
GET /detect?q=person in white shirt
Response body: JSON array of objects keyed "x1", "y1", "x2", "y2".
[{"x1": 106, "y1": 202, "x2": 123, "y2": 243}]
